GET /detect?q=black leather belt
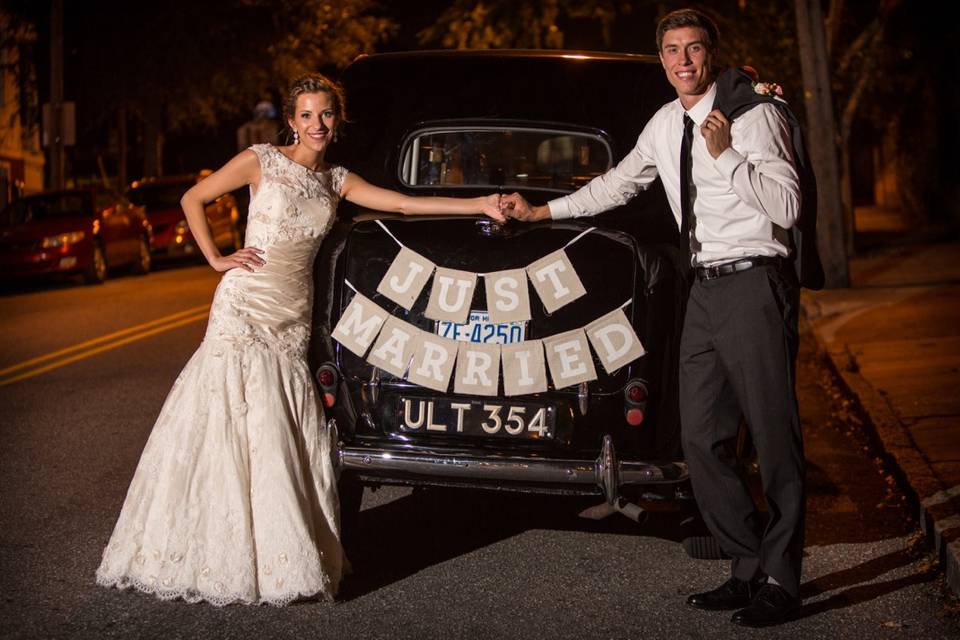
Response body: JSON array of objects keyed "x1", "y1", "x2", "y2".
[{"x1": 695, "y1": 256, "x2": 782, "y2": 280}]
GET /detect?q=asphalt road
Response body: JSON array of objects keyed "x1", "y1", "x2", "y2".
[{"x1": 1, "y1": 265, "x2": 957, "y2": 639}]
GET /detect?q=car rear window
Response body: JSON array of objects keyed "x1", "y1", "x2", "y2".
[
  {"x1": 0, "y1": 192, "x2": 92, "y2": 227},
  {"x1": 399, "y1": 127, "x2": 612, "y2": 193}
]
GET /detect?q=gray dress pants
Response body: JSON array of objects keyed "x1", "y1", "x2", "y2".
[{"x1": 679, "y1": 263, "x2": 804, "y2": 597}]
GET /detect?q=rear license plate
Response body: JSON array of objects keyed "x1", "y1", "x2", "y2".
[
  {"x1": 398, "y1": 396, "x2": 556, "y2": 440},
  {"x1": 435, "y1": 310, "x2": 526, "y2": 344}
]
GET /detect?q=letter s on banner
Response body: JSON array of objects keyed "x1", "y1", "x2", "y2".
[{"x1": 485, "y1": 268, "x2": 531, "y2": 323}]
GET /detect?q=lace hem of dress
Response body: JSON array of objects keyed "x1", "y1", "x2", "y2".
[{"x1": 95, "y1": 572, "x2": 334, "y2": 608}]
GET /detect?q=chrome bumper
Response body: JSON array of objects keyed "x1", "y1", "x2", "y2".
[{"x1": 336, "y1": 434, "x2": 687, "y2": 502}]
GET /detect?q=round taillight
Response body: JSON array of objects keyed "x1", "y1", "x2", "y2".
[
  {"x1": 318, "y1": 369, "x2": 335, "y2": 386},
  {"x1": 323, "y1": 392, "x2": 336, "y2": 408},
  {"x1": 626, "y1": 408, "x2": 645, "y2": 426},
  {"x1": 627, "y1": 384, "x2": 647, "y2": 403}
]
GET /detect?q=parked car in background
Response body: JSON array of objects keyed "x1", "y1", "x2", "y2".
[
  {"x1": 313, "y1": 51, "x2": 722, "y2": 558},
  {"x1": 126, "y1": 172, "x2": 242, "y2": 260},
  {"x1": 0, "y1": 187, "x2": 152, "y2": 285}
]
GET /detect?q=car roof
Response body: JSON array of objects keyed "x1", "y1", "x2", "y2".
[{"x1": 330, "y1": 49, "x2": 674, "y2": 189}]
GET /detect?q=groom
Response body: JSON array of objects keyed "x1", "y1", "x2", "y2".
[{"x1": 502, "y1": 8, "x2": 806, "y2": 628}]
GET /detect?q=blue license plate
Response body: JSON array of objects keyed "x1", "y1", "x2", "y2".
[{"x1": 435, "y1": 310, "x2": 526, "y2": 344}]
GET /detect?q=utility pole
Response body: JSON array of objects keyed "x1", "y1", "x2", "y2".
[{"x1": 49, "y1": 0, "x2": 64, "y2": 189}]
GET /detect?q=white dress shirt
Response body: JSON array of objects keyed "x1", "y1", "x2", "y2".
[{"x1": 548, "y1": 82, "x2": 800, "y2": 266}]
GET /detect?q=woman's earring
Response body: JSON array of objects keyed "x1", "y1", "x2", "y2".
[
  {"x1": 293, "y1": 130, "x2": 300, "y2": 144},
  {"x1": 332, "y1": 130, "x2": 338, "y2": 143}
]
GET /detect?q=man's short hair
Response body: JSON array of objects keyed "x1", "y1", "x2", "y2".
[{"x1": 655, "y1": 8, "x2": 720, "y2": 52}]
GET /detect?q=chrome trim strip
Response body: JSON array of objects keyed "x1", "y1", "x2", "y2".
[{"x1": 337, "y1": 442, "x2": 687, "y2": 489}]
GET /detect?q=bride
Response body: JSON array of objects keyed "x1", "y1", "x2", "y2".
[{"x1": 95, "y1": 74, "x2": 504, "y2": 606}]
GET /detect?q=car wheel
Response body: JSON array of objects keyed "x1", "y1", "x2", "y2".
[
  {"x1": 131, "y1": 235, "x2": 152, "y2": 275},
  {"x1": 338, "y1": 472, "x2": 363, "y2": 552},
  {"x1": 83, "y1": 244, "x2": 108, "y2": 285}
]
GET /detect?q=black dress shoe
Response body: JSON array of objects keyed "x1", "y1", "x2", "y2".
[
  {"x1": 731, "y1": 584, "x2": 801, "y2": 627},
  {"x1": 686, "y1": 577, "x2": 764, "y2": 610}
]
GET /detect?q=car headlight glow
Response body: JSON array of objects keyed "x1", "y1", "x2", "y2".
[{"x1": 41, "y1": 230, "x2": 86, "y2": 249}]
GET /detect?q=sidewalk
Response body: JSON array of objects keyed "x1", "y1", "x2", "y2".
[{"x1": 802, "y1": 206, "x2": 960, "y2": 598}]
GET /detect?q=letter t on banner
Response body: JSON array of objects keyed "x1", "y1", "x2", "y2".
[
  {"x1": 526, "y1": 249, "x2": 586, "y2": 313},
  {"x1": 376, "y1": 247, "x2": 436, "y2": 309}
]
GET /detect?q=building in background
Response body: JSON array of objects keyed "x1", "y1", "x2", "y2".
[{"x1": 0, "y1": 20, "x2": 44, "y2": 208}]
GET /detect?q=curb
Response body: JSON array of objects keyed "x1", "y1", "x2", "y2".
[{"x1": 801, "y1": 309, "x2": 960, "y2": 599}]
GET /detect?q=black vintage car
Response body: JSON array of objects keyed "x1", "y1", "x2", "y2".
[{"x1": 313, "y1": 50, "x2": 720, "y2": 558}]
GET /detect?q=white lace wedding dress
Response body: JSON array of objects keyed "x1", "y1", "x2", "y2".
[{"x1": 96, "y1": 144, "x2": 348, "y2": 606}]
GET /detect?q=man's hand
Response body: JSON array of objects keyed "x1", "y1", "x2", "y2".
[
  {"x1": 480, "y1": 194, "x2": 506, "y2": 222},
  {"x1": 501, "y1": 192, "x2": 551, "y2": 222},
  {"x1": 701, "y1": 109, "x2": 731, "y2": 159}
]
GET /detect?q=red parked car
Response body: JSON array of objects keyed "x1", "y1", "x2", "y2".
[
  {"x1": 0, "y1": 187, "x2": 152, "y2": 285},
  {"x1": 126, "y1": 173, "x2": 243, "y2": 260}
]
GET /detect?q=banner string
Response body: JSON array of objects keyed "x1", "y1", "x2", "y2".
[
  {"x1": 564, "y1": 226, "x2": 596, "y2": 247},
  {"x1": 375, "y1": 220, "x2": 405, "y2": 248},
  {"x1": 619, "y1": 298, "x2": 633, "y2": 310}
]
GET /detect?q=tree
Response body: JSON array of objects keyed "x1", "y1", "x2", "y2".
[
  {"x1": 417, "y1": 0, "x2": 630, "y2": 49},
  {"x1": 795, "y1": 0, "x2": 848, "y2": 287}
]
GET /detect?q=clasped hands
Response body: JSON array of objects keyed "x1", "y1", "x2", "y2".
[{"x1": 495, "y1": 109, "x2": 731, "y2": 223}]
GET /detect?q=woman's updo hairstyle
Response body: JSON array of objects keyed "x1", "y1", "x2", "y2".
[{"x1": 283, "y1": 74, "x2": 347, "y2": 136}]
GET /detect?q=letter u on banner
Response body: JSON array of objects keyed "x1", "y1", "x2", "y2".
[
  {"x1": 376, "y1": 246, "x2": 436, "y2": 309},
  {"x1": 330, "y1": 293, "x2": 389, "y2": 357},
  {"x1": 425, "y1": 267, "x2": 477, "y2": 324},
  {"x1": 585, "y1": 308, "x2": 646, "y2": 374},
  {"x1": 526, "y1": 249, "x2": 586, "y2": 313}
]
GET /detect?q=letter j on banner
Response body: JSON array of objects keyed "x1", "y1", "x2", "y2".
[{"x1": 376, "y1": 247, "x2": 435, "y2": 310}]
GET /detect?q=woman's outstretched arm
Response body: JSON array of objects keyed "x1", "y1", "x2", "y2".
[{"x1": 341, "y1": 172, "x2": 505, "y2": 221}]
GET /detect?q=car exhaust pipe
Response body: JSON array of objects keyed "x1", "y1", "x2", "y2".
[{"x1": 578, "y1": 435, "x2": 647, "y2": 523}]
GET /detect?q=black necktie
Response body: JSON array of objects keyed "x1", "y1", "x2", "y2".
[{"x1": 680, "y1": 114, "x2": 694, "y2": 266}]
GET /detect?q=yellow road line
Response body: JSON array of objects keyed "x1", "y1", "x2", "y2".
[
  {"x1": 0, "y1": 308, "x2": 210, "y2": 387},
  {"x1": 0, "y1": 304, "x2": 210, "y2": 378}
]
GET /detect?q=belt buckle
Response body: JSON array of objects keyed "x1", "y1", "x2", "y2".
[{"x1": 702, "y1": 264, "x2": 721, "y2": 280}]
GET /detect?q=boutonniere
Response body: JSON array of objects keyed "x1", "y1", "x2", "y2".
[
  {"x1": 739, "y1": 65, "x2": 784, "y2": 97},
  {"x1": 753, "y1": 81, "x2": 784, "y2": 97}
]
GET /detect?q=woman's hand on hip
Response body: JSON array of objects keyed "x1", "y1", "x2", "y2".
[{"x1": 210, "y1": 247, "x2": 265, "y2": 272}]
